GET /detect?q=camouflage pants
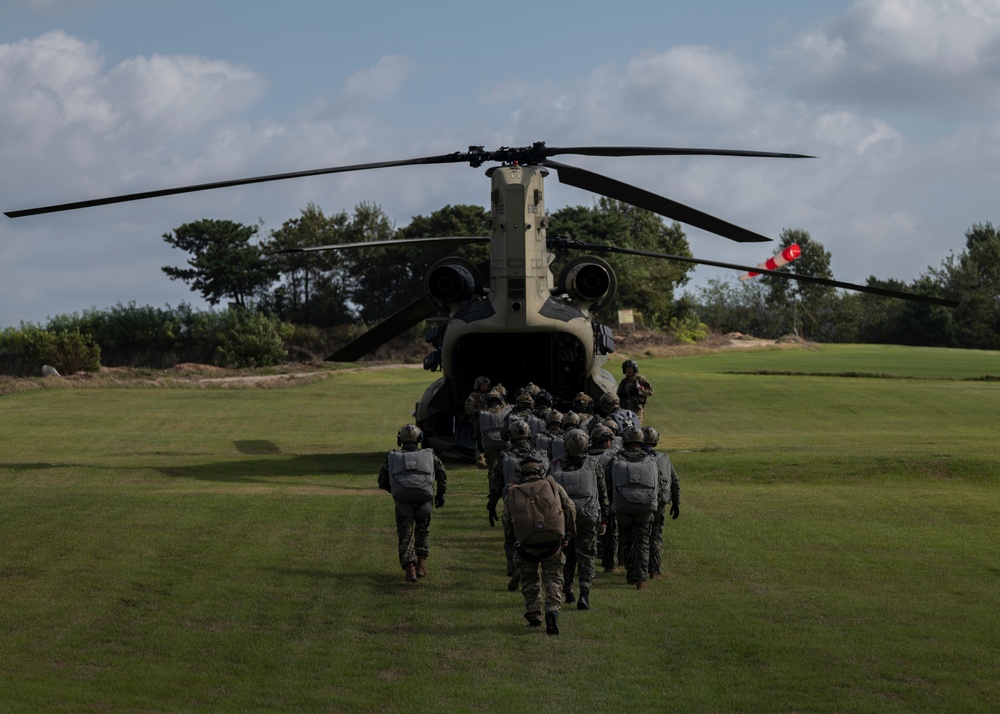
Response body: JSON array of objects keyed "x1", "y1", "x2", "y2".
[
  {"x1": 600, "y1": 509, "x2": 619, "y2": 570},
  {"x1": 648, "y1": 508, "x2": 666, "y2": 576},
  {"x1": 564, "y1": 520, "x2": 598, "y2": 594},
  {"x1": 617, "y1": 511, "x2": 654, "y2": 583},
  {"x1": 516, "y1": 548, "x2": 566, "y2": 617},
  {"x1": 394, "y1": 499, "x2": 432, "y2": 568}
]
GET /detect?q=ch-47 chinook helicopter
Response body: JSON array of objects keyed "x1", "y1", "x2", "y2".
[{"x1": 5, "y1": 141, "x2": 956, "y2": 458}]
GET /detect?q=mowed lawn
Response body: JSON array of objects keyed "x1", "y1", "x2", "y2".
[{"x1": 1, "y1": 344, "x2": 998, "y2": 713}]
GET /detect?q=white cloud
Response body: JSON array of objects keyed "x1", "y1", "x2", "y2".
[
  {"x1": 773, "y1": 0, "x2": 1000, "y2": 112},
  {"x1": 342, "y1": 55, "x2": 416, "y2": 102}
]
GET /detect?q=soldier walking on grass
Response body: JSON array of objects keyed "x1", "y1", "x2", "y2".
[
  {"x1": 617, "y1": 359, "x2": 654, "y2": 425},
  {"x1": 506, "y1": 456, "x2": 576, "y2": 634},
  {"x1": 378, "y1": 424, "x2": 447, "y2": 583},
  {"x1": 642, "y1": 426, "x2": 681, "y2": 579},
  {"x1": 605, "y1": 425, "x2": 659, "y2": 590}
]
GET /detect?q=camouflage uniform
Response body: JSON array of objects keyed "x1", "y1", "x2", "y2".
[
  {"x1": 617, "y1": 372, "x2": 653, "y2": 425},
  {"x1": 465, "y1": 384, "x2": 492, "y2": 468},
  {"x1": 550, "y1": 444, "x2": 609, "y2": 607},
  {"x1": 487, "y1": 431, "x2": 551, "y2": 578},
  {"x1": 604, "y1": 435, "x2": 658, "y2": 588},
  {"x1": 478, "y1": 391, "x2": 512, "y2": 475},
  {"x1": 589, "y1": 427, "x2": 619, "y2": 573},
  {"x1": 510, "y1": 459, "x2": 577, "y2": 633},
  {"x1": 643, "y1": 433, "x2": 681, "y2": 578},
  {"x1": 377, "y1": 438, "x2": 447, "y2": 580}
]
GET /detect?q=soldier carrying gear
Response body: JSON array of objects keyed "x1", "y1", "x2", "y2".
[
  {"x1": 502, "y1": 392, "x2": 544, "y2": 442},
  {"x1": 642, "y1": 425, "x2": 681, "y2": 580},
  {"x1": 549, "y1": 428, "x2": 609, "y2": 611},
  {"x1": 487, "y1": 419, "x2": 551, "y2": 587},
  {"x1": 604, "y1": 424, "x2": 658, "y2": 590},
  {"x1": 465, "y1": 376, "x2": 494, "y2": 468},
  {"x1": 478, "y1": 388, "x2": 512, "y2": 474},
  {"x1": 600, "y1": 392, "x2": 639, "y2": 436},
  {"x1": 589, "y1": 424, "x2": 619, "y2": 574},
  {"x1": 378, "y1": 425, "x2": 447, "y2": 583},
  {"x1": 534, "y1": 410, "x2": 567, "y2": 463},
  {"x1": 506, "y1": 456, "x2": 576, "y2": 635},
  {"x1": 618, "y1": 359, "x2": 654, "y2": 425}
]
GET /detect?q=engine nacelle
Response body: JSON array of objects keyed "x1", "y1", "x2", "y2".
[
  {"x1": 424, "y1": 257, "x2": 483, "y2": 306},
  {"x1": 557, "y1": 256, "x2": 616, "y2": 309}
]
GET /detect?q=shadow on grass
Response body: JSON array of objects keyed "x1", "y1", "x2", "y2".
[{"x1": 158, "y1": 452, "x2": 384, "y2": 484}]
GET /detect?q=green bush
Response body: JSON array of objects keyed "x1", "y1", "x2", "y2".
[
  {"x1": 0, "y1": 326, "x2": 101, "y2": 374},
  {"x1": 668, "y1": 315, "x2": 709, "y2": 344},
  {"x1": 216, "y1": 310, "x2": 289, "y2": 368}
]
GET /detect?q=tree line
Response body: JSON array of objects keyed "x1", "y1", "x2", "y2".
[{"x1": 4, "y1": 202, "x2": 994, "y2": 376}]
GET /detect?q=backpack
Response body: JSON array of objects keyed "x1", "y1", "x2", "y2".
[
  {"x1": 506, "y1": 476, "x2": 565, "y2": 546},
  {"x1": 610, "y1": 455, "x2": 658, "y2": 515},
  {"x1": 386, "y1": 449, "x2": 435, "y2": 502},
  {"x1": 550, "y1": 457, "x2": 600, "y2": 527}
]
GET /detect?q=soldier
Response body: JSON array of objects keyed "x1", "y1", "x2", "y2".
[
  {"x1": 465, "y1": 376, "x2": 492, "y2": 468},
  {"x1": 507, "y1": 456, "x2": 576, "y2": 634},
  {"x1": 642, "y1": 426, "x2": 681, "y2": 579},
  {"x1": 618, "y1": 359, "x2": 654, "y2": 424},
  {"x1": 550, "y1": 429, "x2": 609, "y2": 610},
  {"x1": 501, "y1": 391, "x2": 545, "y2": 442},
  {"x1": 533, "y1": 409, "x2": 567, "y2": 463},
  {"x1": 377, "y1": 424, "x2": 447, "y2": 583},
  {"x1": 487, "y1": 419, "x2": 551, "y2": 587},
  {"x1": 478, "y1": 389, "x2": 512, "y2": 475},
  {"x1": 600, "y1": 392, "x2": 639, "y2": 435},
  {"x1": 605, "y1": 425, "x2": 659, "y2": 590},
  {"x1": 590, "y1": 425, "x2": 619, "y2": 574}
]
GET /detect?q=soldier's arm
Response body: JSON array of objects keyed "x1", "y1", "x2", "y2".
[
  {"x1": 555, "y1": 481, "x2": 577, "y2": 540},
  {"x1": 433, "y1": 455, "x2": 447, "y2": 489},
  {"x1": 670, "y1": 460, "x2": 680, "y2": 505},
  {"x1": 596, "y1": 461, "x2": 610, "y2": 521},
  {"x1": 377, "y1": 460, "x2": 391, "y2": 493},
  {"x1": 639, "y1": 376, "x2": 654, "y2": 396},
  {"x1": 487, "y1": 461, "x2": 503, "y2": 502}
]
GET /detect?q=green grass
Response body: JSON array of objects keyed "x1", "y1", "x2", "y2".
[{"x1": 1, "y1": 345, "x2": 999, "y2": 712}]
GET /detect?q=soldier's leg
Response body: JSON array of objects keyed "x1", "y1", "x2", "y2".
[
  {"x1": 617, "y1": 512, "x2": 636, "y2": 581},
  {"x1": 515, "y1": 552, "x2": 542, "y2": 625},
  {"x1": 413, "y1": 499, "x2": 433, "y2": 559},
  {"x1": 632, "y1": 513, "x2": 654, "y2": 585},
  {"x1": 563, "y1": 538, "x2": 577, "y2": 600},
  {"x1": 635, "y1": 405, "x2": 644, "y2": 425},
  {"x1": 601, "y1": 509, "x2": 619, "y2": 572},
  {"x1": 648, "y1": 508, "x2": 665, "y2": 577},
  {"x1": 576, "y1": 524, "x2": 598, "y2": 595},
  {"x1": 394, "y1": 501, "x2": 417, "y2": 569},
  {"x1": 501, "y1": 508, "x2": 517, "y2": 580},
  {"x1": 542, "y1": 550, "x2": 566, "y2": 614}
]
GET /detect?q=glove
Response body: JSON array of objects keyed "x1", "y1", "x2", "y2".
[
  {"x1": 670, "y1": 503, "x2": 680, "y2": 520},
  {"x1": 434, "y1": 492, "x2": 445, "y2": 509},
  {"x1": 487, "y1": 499, "x2": 499, "y2": 527},
  {"x1": 597, "y1": 521, "x2": 607, "y2": 537}
]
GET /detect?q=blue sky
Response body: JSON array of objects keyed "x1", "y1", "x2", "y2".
[{"x1": 3, "y1": 0, "x2": 999, "y2": 326}]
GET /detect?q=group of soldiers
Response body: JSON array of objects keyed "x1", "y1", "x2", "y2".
[{"x1": 377, "y1": 360, "x2": 679, "y2": 636}]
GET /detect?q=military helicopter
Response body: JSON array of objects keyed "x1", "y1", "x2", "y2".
[{"x1": 5, "y1": 142, "x2": 956, "y2": 458}]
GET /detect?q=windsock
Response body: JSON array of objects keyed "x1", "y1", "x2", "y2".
[{"x1": 739, "y1": 243, "x2": 801, "y2": 280}]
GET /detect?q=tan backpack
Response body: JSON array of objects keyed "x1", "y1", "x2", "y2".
[{"x1": 506, "y1": 476, "x2": 565, "y2": 546}]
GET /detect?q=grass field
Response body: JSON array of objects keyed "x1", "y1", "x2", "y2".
[{"x1": 1, "y1": 344, "x2": 999, "y2": 712}]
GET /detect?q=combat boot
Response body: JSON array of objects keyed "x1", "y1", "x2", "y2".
[
  {"x1": 507, "y1": 571, "x2": 521, "y2": 592},
  {"x1": 525, "y1": 611, "x2": 542, "y2": 628},
  {"x1": 564, "y1": 589, "x2": 575, "y2": 604},
  {"x1": 545, "y1": 610, "x2": 559, "y2": 635},
  {"x1": 416, "y1": 556, "x2": 428, "y2": 578},
  {"x1": 577, "y1": 589, "x2": 590, "y2": 610},
  {"x1": 404, "y1": 563, "x2": 417, "y2": 583},
  {"x1": 635, "y1": 580, "x2": 647, "y2": 591}
]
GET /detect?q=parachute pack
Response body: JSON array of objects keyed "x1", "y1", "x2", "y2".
[
  {"x1": 506, "y1": 476, "x2": 565, "y2": 546},
  {"x1": 386, "y1": 449, "x2": 435, "y2": 502},
  {"x1": 610, "y1": 456, "x2": 658, "y2": 514}
]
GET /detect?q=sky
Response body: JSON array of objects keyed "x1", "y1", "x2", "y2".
[{"x1": 2, "y1": 0, "x2": 1000, "y2": 327}]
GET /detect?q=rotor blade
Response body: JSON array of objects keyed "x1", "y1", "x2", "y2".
[
  {"x1": 544, "y1": 159, "x2": 772, "y2": 243},
  {"x1": 327, "y1": 296, "x2": 440, "y2": 362},
  {"x1": 540, "y1": 146, "x2": 814, "y2": 160},
  {"x1": 275, "y1": 236, "x2": 490, "y2": 254},
  {"x1": 4, "y1": 152, "x2": 469, "y2": 218},
  {"x1": 553, "y1": 239, "x2": 958, "y2": 307}
]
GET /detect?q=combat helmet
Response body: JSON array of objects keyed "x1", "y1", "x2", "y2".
[
  {"x1": 564, "y1": 428, "x2": 589, "y2": 456},
  {"x1": 474, "y1": 375, "x2": 491, "y2": 390},
  {"x1": 561, "y1": 411, "x2": 582, "y2": 429},
  {"x1": 599, "y1": 392, "x2": 619, "y2": 413},
  {"x1": 622, "y1": 424, "x2": 645, "y2": 446},
  {"x1": 508, "y1": 418, "x2": 531, "y2": 442},
  {"x1": 515, "y1": 392, "x2": 535, "y2": 409},
  {"x1": 642, "y1": 425, "x2": 660, "y2": 447},
  {"x1": 545, "y1": 409, "x2": 564, "y2": 427},
  {"x1": 397, "y1": 424, "x2": 423, "y2": 447},
  {"x1": 622, "y1": 359, "x2": 639, "y2": 374}
]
